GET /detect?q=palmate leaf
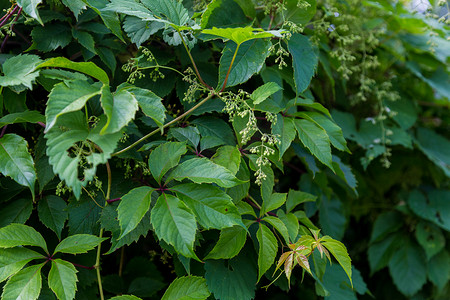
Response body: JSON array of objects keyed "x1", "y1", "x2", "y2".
[
  {"x1": 0, "y1": 248, "x2": 45, "y2": 283},
  {"x1": 211, "y1": 145, "x2": 241, "y2": 175},
  {"x1": 45, "y1": 112, "x2": 121, "y2": 199},
  {"x1": 0, "y1": 223, "x2": 47, "y2": 254},
  {"x1": 150, "y1": 194, "x2": 198, "y2": 259},
  {"x1": 48, "y1": 259, "x2": 78, "y2": 300},
  {"x1": 272, "y1": 116, "x2": 296, "y2": 159},
  {"x1": 30, "y1": 24, "x2": 72, "y2": 53},
  {"x1": 54, "y1": 234, "x2": 106, "y2": 255},
  {"x1": 1, "y1": 263, "x2": 44, "y2": 300},
  {"x1": 0, "y1": 54, "x2": 42, "y2": 91},
  {"x1": 0, "y1": 134, "x2": 37, "y2": 200},
  {"x1": 161, "y1": 276, "x2": 210, "y2": 300}
]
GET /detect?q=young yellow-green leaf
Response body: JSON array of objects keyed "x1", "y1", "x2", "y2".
[
  {"x1": 117, "y1": 186, "x2": 154, "y2": 238},
  {"x1": 38, "y1": 195, "x2": 68, "y2": 240},
  {"x1": 161, "y1": 276, "x2": 210, "y2": 300},
  {"x1": 17, "y1": 0, "x2": 43, "y2": 25},
  {"x1": 202, "y1": 27, "x2": 278, "y2": 45},
  {"x1": 54, "y1": 234, "x2": 106, "y2": 255},
  {"x1": 168, "y1": 157, "x2": 245, "y2": 188},
  {"x1": 261, "y1": 193, "x2": 287, "y2": 216},
  {"x1": 211, "y1": 145, "x2": 241, "y2": 175},
  {"x1": 287, "y1": 33, "x2": 318, "y2": 94},
  {"x1": 151, "y1": 194, "x2": 198, "y2": 260},
  {"x1": 0, "y1": 224, "x2": 47, "y2": 254},
  {"x1": 45, "y1": 80, "x2": 102, "y2": 132},
  {"x1": 257, "y1": 223, "x2": 278, "y2": 281},
  {"x1": 173, "y1": 183, "x2": 244, "y2": 230},
  {"x1": 294, "y1": 119, "x2": 334, "y2": 171},
  {"x1": 321, "y1": 236, "x2": 352, "y2": 287},
  {"x1": 37, "y1": 57, "x2": 110, "y2": 84},
  {"x1": 263, "y1": 216, "x2": 290, "y2": 245},
  {"x1": 250, "y1": 82, "x2": 282, "y2": 105},
  {"x1": 0, "y1": 248, "x2": 45, "y2": 283},
  {"x1": 0, "y1": 134, "x2": 36, "y2": 200},
  {"x1": 286, "y1": 189, "x2": 317, "y2": 213},
  {"x1": 100, "y1": 87, "x2": 138, "y2": 134},
  {"x1": 128, "y1": 87, "x2": 166, "y2": 128},
  {"x1": 0, "y1": 111, "x2": 45, "y2": 127},
  {"x1": 2, "y1": 263, "x2": 43, "y2": 300},
  {"x1": 272, "y1": 116, "x2": 296, "y2": 159},
  {"x1": 48, "y1": 259, "x2": 78, "y2": 300},
  {"x1": 204, "y1": 226, "x2": 247, "y2": 260},
  {"x1": 0, "y1": 54, "x2": 42, "y2": 91},
  {"x1": 148, "y1": 142, "x2": 187, "y2": 184}
]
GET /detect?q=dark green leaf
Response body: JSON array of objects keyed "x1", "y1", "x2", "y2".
[
  {"x1": 415, "y1": 127, "x2": 450, "y2": 177},
  {"x1": 370, "y1": 211, "x2": 403, "y2": 244},
  {"x1": 319, "y1": 197, "x2": 346, "y2": 240},
  {"x1": 368, "y1": 232, "x2": 403, "y2": 274},
  {"x1": 286, "y1": 189, "x2": 317, "y2": 213},
  {"x1": 38, "y1": 196, "x2": 68, "y2": 239},
  {"x1": 30, "y1": 24, "x2": 72, "y2": 52},
  {"x1": 257, "y1": 223, "x2": 278, "y2": 280},
  {"x1": 67, "y1": 195, "x2": 102, "y2": 235},
  {"x1": 0, "y1": 198, "x2": 32, "y2": 227},
  {"x1": 0, "y1": 111, "x2": 45, "y2": 127},
  {"x1": 428, "y1": 250, "x2": 450, "y2": 291},
  {"x1": 287, "y1": 34, "x2": 318, "y2": 94},
  {"x1": 72, "y1": 29, "x2": 97, "y2": 54},
  {"x1": 408, "y1": 189, "x2": 450, "y2": 231},
  {"x1": 415, "y1": 221, "x2": 445, "y2": 260},
  {"x1": 61, "y1": 0, "x2": 87, "y2": 19}
]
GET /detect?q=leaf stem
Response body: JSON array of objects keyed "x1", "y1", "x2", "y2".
[
  {"x1": 112, "y1": 92, "x2": 215, "y2": 156},
  {"x1": 220, "y1": 44, "x2": 240, "y2": 92}
]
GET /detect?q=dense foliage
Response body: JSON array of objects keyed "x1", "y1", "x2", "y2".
[{"x1": 0, "y1": 0, "x2": 449, "y2": 299}]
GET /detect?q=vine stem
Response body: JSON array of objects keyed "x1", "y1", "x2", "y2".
[
  {"x1": 112, "y1": 92, "x2": 215, "y2": 157},
  {"x1": 1, "y1": 7, "x2": 22, "y2": 53},
  {"x1": 220, "y1": 44, "x2": 240, "y2": 92}
]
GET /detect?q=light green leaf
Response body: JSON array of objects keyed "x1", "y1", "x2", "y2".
[
  {"x1": 263, "y1": 216, "x2": 290, "y2": 244},
  {"x1": 37, "y1": 57, "x2": 110, "y2": 84},
  {"x1": 148, "y1": 142, "x2": 187, "y2": 184},
  {"x1": 38, "y1": 195, "x2": 68, "y2": 239},
  {"x1": 17, "y1": 0, "x2": 43, "y2": 24},
  {"x1": 272, "y1": 116, "x2": 296, "y2": 159},
  {"x1": 0, "y1": 54, "x2": 42, "y2": 91},
  {"x1": 54, "y1": 234, "x2": 106, "y2": 255},
  {"x1": 129, "y1": 87, "x2": 166, "y2": 128},
  {"x1": 0, "y1": 111, "x2": 45, "y2": 127},
  {"x1": 72, "y1": 28, "x2": 96, "y2": 54},
  {"x1": 321, "y1": 236, "x2": 352, "y2": 287},
  {"x1": 261, "y1": 193, "x2": 287, "y2": 215},
  {"x1": 151, "y1": 194, "x2": 198, "y2": 259},
  {"x1": 218, "y1": 39, "x2": 271, "y2": 88},
  {"x1": 1, "y1": 263, "x2": 43, "y2": 300},
  {"x1": 61, "y1": 0, "x2": 86, "y2": 19},
  {"x1": 117, "y1": 186, "x2": 154, "y2": 238},
  {"x1": 169, "y1": 157, "x2": 245, "y2": 188},
  {"x1": 100, "y1": 86, "x2": 138, "y2": 134},
  {"x1": 211, "y1": 145, "x2": 241, "y2": 175},
  {"x1": 0, "y1": 223, "x2": 47, "y2": 253},
  {"x1": 45, "y1": 112, "x2": 121, "y2": 199},
  {"x1": 48, "y1": 259, "x2": 78, "y2": 300},
  {"x1": 109, "y1": 296, "x2": 142, "y2": 300},
  {"x1": 287, "y1": 34, "x2": 318, "y2": 94},
  {"x1": 293, "y1": 98, "x2": 332, "y2": 118},
  {"x1": 415, "y1": 221, "x2": 445, "y2": 260},
  {"x1": 294, "y1": 119, "x2": 333, "y2": 171},
  {"x1": 204, "y1": 226, "x2": 247, "y2": 260},
  {"x1": 0, "y1": 248, "x2": 44, "y2": 283},
  {"x1": 286, "y1": 189, "x2": 317, "y2": 213},
  {"x1": 250, "y1": 82, "x2": 282, "y2": 105},
  {"x1": 0, "y1": 134, "x2": 36, "y2": 200},
  {"x1": 173, "y1": 183, "x2": 243, "y2": 230},
  {"x1": 162, "y1": 276, "x2": 210, "y2": 300},
  {"x1": 388, "y1": 240, "x2": 427, "y2": 297},
  {"x1": 45, "y1": 80, "x2": 102, "y2": 132},
  {"x1": 257, "y1": 223, "x2": 278, "y2": 281},
  {"x1": 202, "y1": 27, "x2": 279, "y2": 45}
]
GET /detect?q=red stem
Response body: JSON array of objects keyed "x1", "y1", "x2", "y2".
[
  {"x1": 0, "y1": 125, "x2": 7, "y2": 138},
  {"x1": 71, "y1": 262, "x2": 96, "y2": 270},
  {"x1": 1, "y1": 7, "x2": 22, "y2": 53}
]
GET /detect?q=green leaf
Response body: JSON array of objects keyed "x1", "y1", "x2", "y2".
[
  {"x1": 61, "y1": 0, "x2": 87, "y2": 19},
  {"x1": 1, "y1": 263, "x2": 44, "y2": 300},
  {"x1": 67, "y1": 195, "x2": 102, "y2": 235},
  {"x1": 287, "y1": 34, "x2": 318, "y2": 94},
  {"x1": 331, "y1": 156, "x2": 357, "y2": 192},
  {"x1": 100, "y1": 87, "x2": 138, "y2": 134},
  {"x1": 0, "y1": 223, "x2": 47, "y2": 254},
  {"x1": 428, "y1": 250, "x2": 450, "y2": 291},
  {"x1": 250, "y1": 82, "x2": 282, "y2": 105},
  {"x1": 38, "y1": 195, "x2": 68, "y2": 239},
  {"x1": 200, "y1": 0, "x2": 250, "y2": 29},
  {"x1": 54, "y1": 234, "x2": 106, "y2": 255},
  {"x1": 204, "y1": 226, "x2": 247, "y2": 260},
  {"x1": 0, "y1": 111, "x2": 45, "y2": 127},
  {"x1": 370, "y1": 211, "x2": 403, "y2": 244},
  {"x1": 415, "y1": 221, "x2": 445, "y2": 260},
  {"x1": 30, "y1": 24, "x2": 72, "y2": 52},
  {"x1": 37, "y1": 57, "x2": 110, "y2": 84},
  {"x1": 123, "y1": 16, "x2": 164, "y2": 48},
  {"x1": 168, "y1": 157, "x2": 245, "y2": 188},
  {"x1": 45, "y1": 112, "x2": 121, "y2": 199},
  {"x1": 388, "y1": 240, "x2": 427, "y2": 297},
  {"x1": 83, "y1": 0, "x2": 124, "y2": 42},
  {"x1": 415, "y1": 127, "x2": 450, "y2": 177},
  {"x1": 277, "y1": 210, "x2": 299, "y2": 242},
  {"x1": 173, "y1": 183, "x2": 243, "y2": 230},
  {"x1": 0, "y1": 54, "x2": 42, "y2": 91},
  {"x1": 286, "y1": 189, "x2": 317, "y2": 213},
  {"x1": 192, "y1": 117, "x2": 236, "y2": 148},
  {"x1": 17, "y1": 0, "x2": 43, "y2": 24},
  {"x1": 218, "y1": 39, "x2": 271, "y2": 88},
  {"x1": 0, "y1": 198, "x2": 32, "y2": 227},
  {"x1": 45, "y1": 80, "x2": 102, "y2": 132},
  {"x1": 151, "y1": 194, "x2": 198, "y2": 259},
  {"x1": 257, "y1": 223, "x2": 278, "y2": 281},
  {"x1": 148, "y1": 142, "x2": 187, "y2": 184},
  {"x1": 117, "y1": 186, "x2": 154, "y2": 238},
  {"x1": 169, "y1": 127, "x2": 200, "y2": 149},
  {"x1": 261, "y1": 193, "x2": 287, "y2": 215},
  {"x1": 319, "y1": 197, "x2": 346, "y2": 240},
  {"x1": 0, "y1": 248, "x2": 45, "y2": 283},
  {"x1": 0, "y1": 134, "x2": 36, "y2": 200},
  {"x1": 48, "y1": 259, "x2": 78, "y2": 300},
  {"x1": 282, "y1": 0, "x2": 316, "y2": 25},
  {"x1": 72, "y1": 28, "x2": 97, "y2": 54},
  {"x1": 226, "y1": 157, "x2": 250, "y2": 202},
  {"x1": 272, "y1": 116, "x2": 296, "y2": 159},
  {"x1": 294, "y1": 119, "x2": 333, "y2": 171},
  {"x1": 202, "y1": 27, "x2": 279, "y2": 45},
  {"x1": 320, "y1": 265, "x2": 365, "y2": 300},
  {"x1": 321, "y1": 236, "x2": 352, "y2": 287},
  {"x1": 211, "y1": 145, "x2": 241, "y2": 175},
  {"x1": 109, "y1": 296, "x2": 142, "y2": 300},
  {"x1": 408, "y1": 189, "x2": 450, "y2": 231},
  {"x1": 263, "y1": 216, "x2": 290, "y2": 245},
  {"x1": 161, "y1": 276, "x2": 210, "y2": 300},
  {"x1": 368, "y1": 232, "x2": 403, "y2": 275},
  {"x1": 129, "y1": 87, "x2": 166, "y2": 128}
]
